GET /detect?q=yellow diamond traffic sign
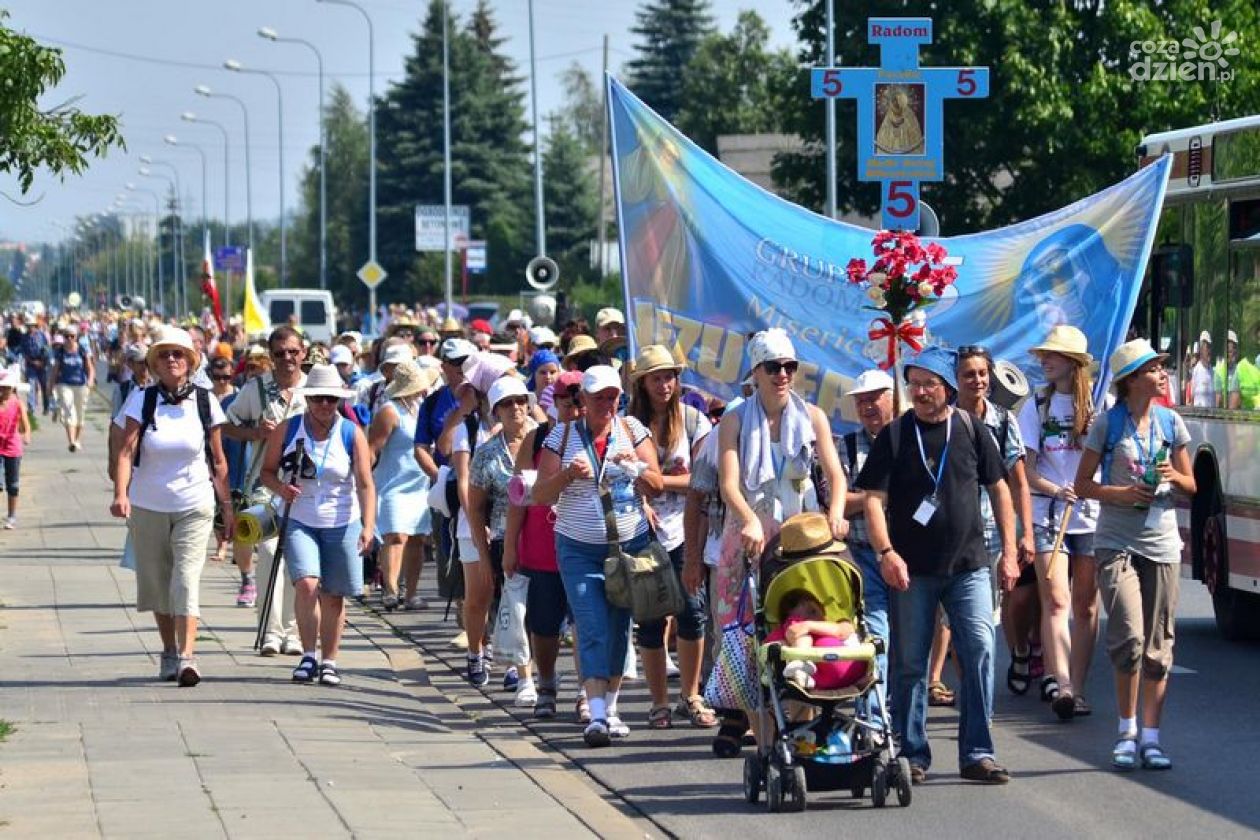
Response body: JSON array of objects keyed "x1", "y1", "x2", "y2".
[{"x1": 357, "y1": 260, "x2": 387, "y2": 289}]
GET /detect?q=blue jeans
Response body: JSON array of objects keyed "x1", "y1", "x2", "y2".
[
  {"x1": 890, "y1": 566, "x2": 996, "y2": 771},
  {"x1": 555, "y1": 530, "x2": 649, "y2": 681},
  {"x1": 850, "y1": 544, "x2": 890, "y2": 679},
  {"x1": 285, "y1": 520, "x2": 364, "y2": 598}
]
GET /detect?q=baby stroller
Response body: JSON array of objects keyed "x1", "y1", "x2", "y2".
[{"x1": 742, "y1": 514, "x2": 911, "y2": 811}]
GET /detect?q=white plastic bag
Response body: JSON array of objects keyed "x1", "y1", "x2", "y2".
[{"x1": 493, "y1": 573, "x2": 531, "y2": 667}]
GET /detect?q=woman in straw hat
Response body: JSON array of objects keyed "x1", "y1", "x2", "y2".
[
  {"x1": 110, "y1": 326, "x2": 233, "y2": 688},
  {"x1": 627, "y1": 344, "x2": 718, "y2": 730},
  {"x1": 368, "y1": 359, "x2": 439, "y2": 611},
  {"x1": 1017, "y1": 325, "x2": 1101, "y2": 719},
  {"x1": 261, "y1": 364, "x2": 376, "y2": 687},
  {"x1": 1074, "y1": 339, "x2": 1194, "y2": 770}
]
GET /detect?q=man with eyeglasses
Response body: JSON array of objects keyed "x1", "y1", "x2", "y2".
[
  {"x1": 855, "y1": 345, "x2": 1019, "y2": 787},
  {"x1": 222, "y1": 326, "x2": 308, "y2": 657}
]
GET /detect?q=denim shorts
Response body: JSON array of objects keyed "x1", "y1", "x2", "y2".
[
  {"x1": 523, "y1": 568, "x2": 571, "y2": 638},
  {"x1": 1033, "y1": 523, "x2": 1095, "y2": 557},
  {"x1": 286, "y1": 519, "x2": 365, "y2": 598}
]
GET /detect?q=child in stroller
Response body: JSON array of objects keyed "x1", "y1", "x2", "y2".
[{"x1": 742, "y1": 512, "x2": 911, "y2": 812}]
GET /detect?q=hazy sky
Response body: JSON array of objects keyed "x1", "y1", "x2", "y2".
[{"x1": 1, "y1": 0, "x2": 800, "y2": 247}]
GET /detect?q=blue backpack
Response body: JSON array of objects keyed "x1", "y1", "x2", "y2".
[
  {"x1": 283, "y1": 415, "x2": 357, "y2": 467},
  {"x1": 1098, "y1": 403, "x2": 1177, "y2": 485}
]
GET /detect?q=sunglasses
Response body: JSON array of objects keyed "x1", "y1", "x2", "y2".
[
  {"x1": 417, "y1": 338, "x2": 438, "y2": 346},
  {"x1": 212, "y1": 374, "x2": 233, "y2": 382},
  {"x1": 958, "y1": 344, "x2": 992, "y2": 360},
  {"x1": 307, "y1": 394, "x2": 340, "y2": 405},
  {"x1": 271, "y1": 347, "x2": 302, "y2": 358},
  {"x1": 497, "y1": 396, "x2": 530, "y2": 409},
  {"x1": 761, "y1": 359, "x2": 799, "y2": 377},
  {"x1": 156, "y1": 349, "x2": 186, "y2": 361}
]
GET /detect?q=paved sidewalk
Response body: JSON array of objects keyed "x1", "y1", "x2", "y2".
[{"x1": 0, "y1": 396, "x2": 651, "y2": 839}]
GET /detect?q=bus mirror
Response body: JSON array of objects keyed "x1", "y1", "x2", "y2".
[{"x1": 1151, "y1": 244, "x2": 1194, "y2": 308}]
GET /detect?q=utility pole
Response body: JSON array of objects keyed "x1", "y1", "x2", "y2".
[{"x1": 596, "y1": 34, "x2": 609, "y2": 278}]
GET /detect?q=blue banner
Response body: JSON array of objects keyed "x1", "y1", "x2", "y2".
[{"x1": 608, "y1": 76, "x2": 1172, "y2": 432}]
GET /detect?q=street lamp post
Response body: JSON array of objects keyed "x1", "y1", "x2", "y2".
[
  {"x1": 141, "y1": 157, "x2": 189, "y2": 316},
  {"x1": 181, "y1": 112, "x2": 230, "y2": 249},
  {"x1": 259, "y1": 26, "x2": 327, "y2": 290},
  {"x1": 195, "y1": 85, "x2": 253, "y2": 255},
  {"x1": 129, "y1": 182, "x2": 167, "y2": 316},
  {"x1": 441, "y1": 0, "x2": 453, "y2": 315},
  {"x1": 164, "y1": 134, "x2": 209, "y2": 260},
  {"x1": 225, "y1": 59, "x2": 287, "y2": 287},
  {"x1": 317, "y1": 0, "x2": 376, "y2": 326},
  {"x1": 527, "y1": 0, "x2": 546, "y2": 259}
]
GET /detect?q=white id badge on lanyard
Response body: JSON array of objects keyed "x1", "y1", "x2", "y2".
[{"x1": 913, "y1": 496, "x2": 938, "y2": 526}]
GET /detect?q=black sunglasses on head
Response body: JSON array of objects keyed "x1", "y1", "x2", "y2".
[
  {"x1": 958, "y1": 344, "x2": 992, "y2": 360},
  {"x1": 761, "y1": 359, "x2": 799, "y2": 376}
]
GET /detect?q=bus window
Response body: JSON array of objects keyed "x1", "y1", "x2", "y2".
[{"x1": 1227, "y1": 244, "x2": 1260, "y2": 411}]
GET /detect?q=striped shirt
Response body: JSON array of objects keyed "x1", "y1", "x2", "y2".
[
  {"x1": 544, "y1": 416, "x2": 651, "y2": 545},
  {"x1": 839, "y1": 429, "x2": 877, "y2": 548}
]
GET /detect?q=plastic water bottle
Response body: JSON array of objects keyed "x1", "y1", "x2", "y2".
[{"x1": 1135, "y1": 442, "x2": 1169, "y2": 510}]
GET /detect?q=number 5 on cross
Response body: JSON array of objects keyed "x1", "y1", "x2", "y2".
[{"x1": 883, "y1": 181, "x2": 920, "y2": 231}]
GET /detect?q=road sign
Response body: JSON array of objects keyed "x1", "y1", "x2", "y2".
[
  {"x1": 357, "y1": 259, "x2": 387, "y2": 289},
  {"x1": 214, "y1": 246, "x2": 247, "y2": 273},
  {"x1": 464, "y1": 240, "x2": 487, "y2": 273},
  {"x1": 415, "y1": 205, "x2": 470, "y2": 252},
  {"x1": 810, "y1": 17, "x2": 989, "y2": 231}
]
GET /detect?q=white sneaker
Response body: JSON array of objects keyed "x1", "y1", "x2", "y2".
[
  {"x1": 514, "y1": 681, "x2": 539, "y2": 708},
  {"x1": 3, "y1": 517, "x2": 14, "y2": 530},
  {"x1": 606, "y1": 715, "x2": 630, "y2": 738},
  {"x1": 280, "y1": 637, "x2": 303, "y2": 656},
  {"x1": 665, "y1": 652, "x2": 680, "y2": 679},
  {"x1": 260, "y1": 636, "x2": 282, "y2": 657}
]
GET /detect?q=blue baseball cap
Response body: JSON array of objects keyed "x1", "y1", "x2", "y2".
[{"x1": 904, "y1": 345, "x2": 959, "y2": 392}]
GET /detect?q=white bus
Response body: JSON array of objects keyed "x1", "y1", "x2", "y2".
[{"x1": 1137, "y1": 115, "x2": 1260, "y2": 640}]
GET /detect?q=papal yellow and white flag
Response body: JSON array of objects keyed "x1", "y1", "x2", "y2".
[{"x1": 242, "y1": 248, "x2": 268, "y2": 336}]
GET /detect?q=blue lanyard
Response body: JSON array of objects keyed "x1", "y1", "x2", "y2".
[
  {"x1": 1126, "y1": 413, "x2": 1156, "y2": 466},
  {"x1": 306, "y1": 416, "x2": 337, "y2": 486},
  {"x1": 913, "y1": 412, "x2": 952, "y2": 499},
  {"x1": 579, "y1": 420, "x2": 614, "y2": 484}
]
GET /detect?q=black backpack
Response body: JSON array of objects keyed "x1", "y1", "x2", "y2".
[{"x1": 134, "y1": 385, "x2": 214, "y2": 469}]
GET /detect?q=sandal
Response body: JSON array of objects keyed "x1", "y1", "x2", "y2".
[
  {"x1": 677, "y1": 695, "x2": 719, "y2": 729},
  {"x1": 648, "y1": 704, "x2": 673, "y2": 730},
  {"x1": 1139, "y1": 742, "x2": 1172, "y2": 770},
  {"x1": 534, "y1": 686, "x2": 557, "y2": 719},
  {"x1": 1028, "y1": 642, "x2": 1045, "y2": 679},
  {"x1": 1052, "y1": 692, "x2": 1075, "y2": 721},
  {"x1": 1072, "y1": 695, "x2": 1092, "y2": 717},
  {"x1": 1039, "y1": 675, "x2": 1060, "y2": 703},
  {"x1": 574, "y1": 694, "x2": 591, "y2": 725},
  {"x1": 292, "y1": 655, "x2": 318, "y2": 684},
  {"x1": 928, "y1": 681, "x2": 956, "y2": 707},
  {"x1": 1112, "y1": 735, "x2": 1138, "y2": 770},
  {"x1": 1006, "y1": 648, "x2": 1031, "y2": 695},
  {"x1": 712, "y1": 716, "x2": 745, "y2": 758}
]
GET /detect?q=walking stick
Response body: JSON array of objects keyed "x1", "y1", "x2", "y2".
[
  {"x1": 1043, "y1": 500, "x2": 1074, "y2": 582},
  {"x1": 253, "y1": 439, "x2": 304, "y2": 651}
]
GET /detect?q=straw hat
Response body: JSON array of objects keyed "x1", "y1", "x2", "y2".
[
  {"x1": 386, "y1": 359, "x2": 441, "y2": 399},
  {"x1": 776, "y1": 512, "x2": 846, "y2": 560},
  {"x1": 297, "y1": 364, "x2": 356, "y2": 399},
  {"x1": 564, "y1": 334, "x2": 598, "y2": 361},
  {"x1": 630, "y1": 344, "x2": 683, "y2": 381},
  {"x1": 1030, "y1": 325, "x2": 1093, "y2": 366},
  {"x1": 147, "y1": 326, "x2": 201, "y2": 372},
  {"x1": 438, "y1": 316, "x2": 463, "y2": 336},
  {"x1": 595, "y1": 307, "x2": 625, "y2": 329},
  {"x1": 1109, "y1": 339, "x2": 1169, "y2": 383}
]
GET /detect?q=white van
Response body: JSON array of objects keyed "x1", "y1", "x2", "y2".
[{"x1": 260, "y1": 289, "x2": 337, "y2": 344}]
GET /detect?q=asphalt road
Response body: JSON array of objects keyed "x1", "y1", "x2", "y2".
[{"x1": 391, "y1": 578, "x2": 1260, "y2": 840}]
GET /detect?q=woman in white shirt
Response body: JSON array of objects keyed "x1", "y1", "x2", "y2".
[
  {"x1": 627, "y1": 345, "x2": 717, "y2": 731},
  {"x1": 111, "y1": 327, "x2": 232, "y2": 688},
  {"x1": 262, "y1": 365, "x2": 376, "y2": 687}
]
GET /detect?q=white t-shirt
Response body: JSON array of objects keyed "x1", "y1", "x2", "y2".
[
  {"x1": 118, "y1": 386, "x2": 226, "y2": 513},
  {"x1": 651, "y1": 406, "x2": 712, "y2": 551},
  {"x1": 285, "y1": 415, "x2": 360, "y2": 529},
  {"x1": 1190, "y1": 361, "x2": 1215, "y2": 407},
  {"x1": 451, "y1": 420, "x2": 494, "y2": 540},
  {"x1": 1016, "y1": 391, "x2": 1099, "y2": 534}
]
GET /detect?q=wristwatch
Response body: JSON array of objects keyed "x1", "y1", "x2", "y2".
[{"x1": 879, "y1": 546, "x2": 894, "y2": 558}]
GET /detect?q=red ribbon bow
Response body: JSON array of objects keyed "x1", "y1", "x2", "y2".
[{"x1": 868, "y1": 317, "x2": 925, "y2": 370}]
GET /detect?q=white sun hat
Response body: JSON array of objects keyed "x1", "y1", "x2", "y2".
[{"x1": 297, "y1": 364, "x2": 356, "y2": 399}]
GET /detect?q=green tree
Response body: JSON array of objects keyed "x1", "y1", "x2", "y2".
[
  {"x1": 289, "y1": 84, "x2": 370, "y2": 308},
  {"x1": 375, "y1": 0, "x2": 533, "y2": 302},
  {"x1": 674, "y1": 10, "x2": 799, "y2": 153},
  {"x1": 0, "y1": 11, "x2": 124, "y2": 192},
  {"x1": 542, "y1": 117, "x2": 599, "y2": 285},
  {"x1": 626, "y1": 0, "x2": 715, "y2": 123},
  {"x1": 772, "y1": 0, "x2": 1260, "y2": 233},
  {"x1": 557, "y1": 62, "x2": 603, "y2": 153}
]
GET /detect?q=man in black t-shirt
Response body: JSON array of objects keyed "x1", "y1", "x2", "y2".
[{"x1": 856, "y1": 346, "x2": 1018, "y2": 786}]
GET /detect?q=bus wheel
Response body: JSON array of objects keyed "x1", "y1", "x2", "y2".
[{"x1": 1203, "y1": 492, "x2": 1260, "y2": 641}]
